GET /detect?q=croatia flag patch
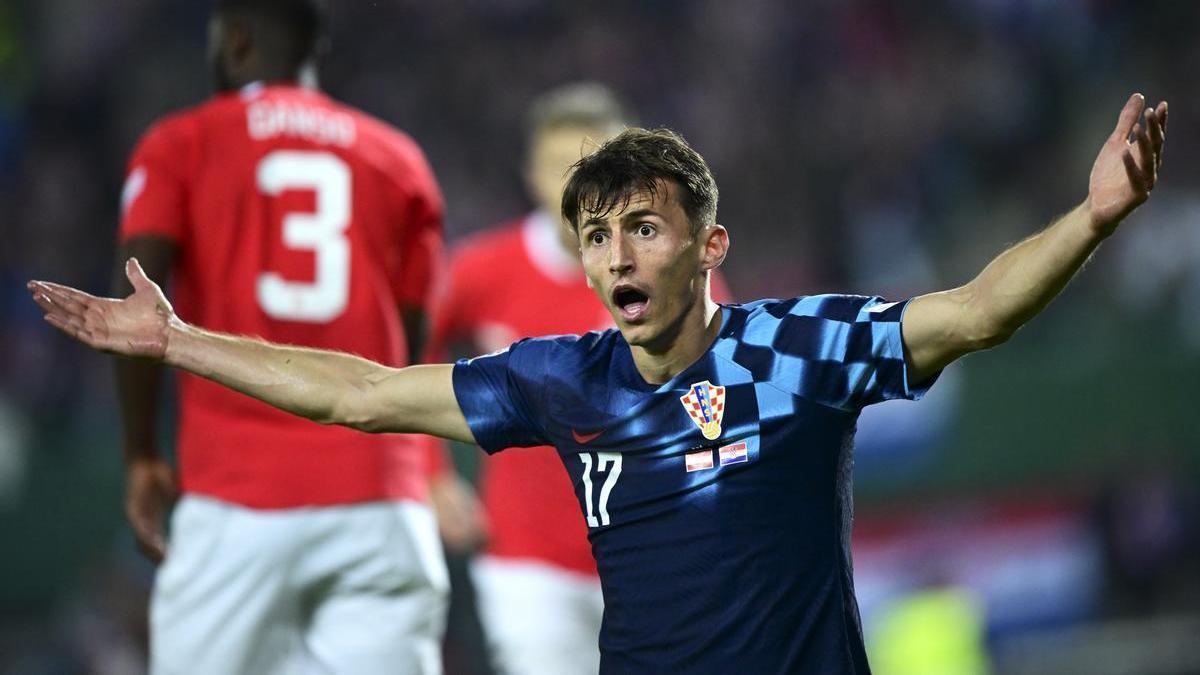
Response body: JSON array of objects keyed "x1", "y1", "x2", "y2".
[
  {"x1": 685, "y1": 449, "x2": 714, "y2": 472},
  {"x1": 718, "y1": 441, "x2": 749, "y2": 466}
]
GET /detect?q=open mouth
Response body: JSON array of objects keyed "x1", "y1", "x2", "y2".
[{"x1": 612, "y1": 285, "x2": 650, "y2": 323}]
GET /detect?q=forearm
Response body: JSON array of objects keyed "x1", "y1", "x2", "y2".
[
  {"x1": 161, "y1": 321, "x2": 473, "y2": 441},
  {"x1": 965, "y1": 202, "x2": 1106, "y2": 339},
  {"x1": 904, "y1": 202, "x2": 1109, "y2": 382},
  {"x1": 115, "y1": 360, "x2": 162, "y2": 463},
  {"x1": 164, "y1": 321, "x2": 386, "y2": 426}
]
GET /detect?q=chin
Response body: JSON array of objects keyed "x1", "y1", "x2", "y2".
[
  {"x1": 617, "y1": 323, "x2": 651, "y2": 347},
  {"x1": 621, "y1": 322, "x2": 674, "y2": 352}
]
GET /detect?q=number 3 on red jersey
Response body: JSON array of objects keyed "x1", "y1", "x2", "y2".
[{"x1": 256, "y1": 150, "x2": 351, "y2": 323}]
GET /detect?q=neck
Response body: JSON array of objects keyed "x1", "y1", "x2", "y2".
[
  {"x1": 629, "y1": 292, "x2": 721, "y2": 385},
  {"x1": 228, "y1": 60, "x2": 315, "y2": 91}
]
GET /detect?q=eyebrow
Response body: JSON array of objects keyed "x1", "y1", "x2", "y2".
[{"x1": 582, "y1": 208, "x2": 661, "y2": 228}]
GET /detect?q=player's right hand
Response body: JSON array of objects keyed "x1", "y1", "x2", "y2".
[
  {"x1": 125, "y1": 456, "x2": 178, "y2": 563},
  {"x1": 28, "y1": 258, "x2": 177, "y2": 360}
]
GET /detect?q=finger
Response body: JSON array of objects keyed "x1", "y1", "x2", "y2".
[
  {"x1": 36, "y1": 281, "x2": 98, "y2": 309},
  {"x1": 1154, "y1": 101, "x2": 1167, "y2": 170},
  {"x1": 44, "y1": 313, "x2": 91, "y2": 345},
  {"x1": 1145, "y1": 108, "x2": 1165, "y2": 174},
  {"x1": 31, "y1": 290, "x2": 62, "y2": 316},
  {"x1": 36, "y1": 284, "x2": 90, "y2": 315},
  {"x1": 1122, "y1": 149, "x2": 1149, "y2": 196},
  {"x1": 43, "y1": 313, "x2": 70, "y2": 333},
  {"x1": 36, "y1": 280, "x2": 98, "y2": 299},
  {"x1": 1133, "y1": 120, "x2": 1156, "y2": 187},
  {"x1": 33, "y1": 294, "x2": 81, "y2": 331},
  {"x1": 1111, "y1": 93, "x2": 1145, "y2": 142},
  {"x1": 45, "y1": 311, "x2": 90, "y2": 339},
  {"x1": 132, "y1": 526, "x2": 167, "y2": 564},
  {"x1": 1146, "y1": 108, "x2": 1163, "y2": 149},
  {"x1": 127, "y1": 511, "x2": 168, "y2": 564}
]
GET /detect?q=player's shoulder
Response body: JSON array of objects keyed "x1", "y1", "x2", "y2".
[
  {"x1": 327, "y1": 97, "x2": 429, "y2": 166},
  {"x1": 512, "y1": 328, "x2": 615, "y2": 352},
  {"x1": 732, "y1": 294, "x2": 897, "y2": 324},
  {"x1": 132, "y1": 101, "x2": 208, "y2": 157},
  {"x1": 509, "y1": 328, "x2": 619, "y2": 366}
]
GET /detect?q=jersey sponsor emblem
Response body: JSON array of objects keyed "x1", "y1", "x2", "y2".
[
  {"x1": 685, "y1": 448, "x2": 714, "y2": 472},
  {"x1": 718, "y1": 441, "x2": 749, "y2": 466},
  {"x1": 572, "y1": 428, "x2": 605, "y2": 445},
  {"x1": 680, "y1": 380, "x2": 726, "y2": 440}
]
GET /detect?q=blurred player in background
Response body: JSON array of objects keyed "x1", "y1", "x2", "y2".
[
  {"x1": 114, "y1": 0, "x2": 447, "y2": 672},
  {"x1": 427, "y1": 83, "x2": 730, "y2": 674}
]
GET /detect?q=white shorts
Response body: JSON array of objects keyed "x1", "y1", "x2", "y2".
[
  {"x1": 150, "y1": 495, "x2": 448, "y2": 675},
  {"x1": 471, "y1": 556, "x2": 603, "y2": 675}
]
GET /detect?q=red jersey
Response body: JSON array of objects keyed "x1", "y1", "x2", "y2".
[
  {"x1": 430, "y1": 212, "x2": 732, "y2": 576},
  {"x1": 119, "y1": 83, "x2": 444, "y2": 509}
]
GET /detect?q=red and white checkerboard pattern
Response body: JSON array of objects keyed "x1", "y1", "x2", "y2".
[{"x1": 679, "y1": 381, "x2": 726, "y2": 433}]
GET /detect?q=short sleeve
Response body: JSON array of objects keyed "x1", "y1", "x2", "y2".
[
  {"x1": 119, "y1": 120, "x2": 190, "y2": 243},
  {"x1": 452, "y1": 339, "x2": 552, "y2": 453},
  {"x1": 753, "y1": 294, "x2": 937, "y2": 411},
  {"x1": 392, "y1": 142, "x2": 446, "y2": 308}
]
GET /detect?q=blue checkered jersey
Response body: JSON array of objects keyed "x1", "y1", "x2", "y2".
[{"x1": 452, "y1": 295, "x2": 935, "y2": 674}]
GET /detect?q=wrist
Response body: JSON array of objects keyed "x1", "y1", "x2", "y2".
[
  {"x1": 1080, "y1": 197, "x2": 1121, "y2": 240},
  {"x1": 125, "y1": 450, "x2": 161, "y2": 465},
  {"x1": 162, "y1": 317, "x2": 192, "y2": 367}
]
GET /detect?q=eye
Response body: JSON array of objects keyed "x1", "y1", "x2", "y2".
[
  {"x1": 588, "y1": 231, "x2": 609, "y2": 246},
  {"x1": 636, "y1": 223, "x2": 655, "y2": 237}
]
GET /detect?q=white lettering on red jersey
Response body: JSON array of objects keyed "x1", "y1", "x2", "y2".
[{"x1": 120, "y1": 84, "x2": 444, "y2": 508}]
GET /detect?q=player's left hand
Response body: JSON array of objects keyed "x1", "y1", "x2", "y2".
[
  {"x1": 1086, "y1": 93, "x2": 1167, "y2": 235},
  {"x1": 125, "y1": 456, "x2": 178, "y2": 564}
]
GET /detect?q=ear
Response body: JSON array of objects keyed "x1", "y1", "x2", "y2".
[
  {"x1": 698, "y1": 224, "x2": 729, "y2": 273},
  {"x1": 223, "y1": 18, "x2": 255, "y2": 72}
]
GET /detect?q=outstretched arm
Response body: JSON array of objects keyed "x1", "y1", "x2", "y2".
[
  {"x1": 903, "y1": 94, "x2": 1168, "y2": 383},
  {"x1": 29, "y1": 259, "x2": 476, "y2": 443}
]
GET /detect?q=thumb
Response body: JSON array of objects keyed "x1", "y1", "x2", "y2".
[
  {"x1": 134, "y1": 520, "x2": 167, "y2": 564},
  {"x1": 125, "y1": 257, "x2": 152, "y2": 291}
]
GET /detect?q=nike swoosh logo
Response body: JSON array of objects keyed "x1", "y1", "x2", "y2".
[{"x1": 571, "y1": 428, "x2": 605, "y2": 444}]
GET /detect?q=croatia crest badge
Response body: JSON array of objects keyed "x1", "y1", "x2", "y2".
[{"x1": 680, "y1": 380, "x2": 726, "y2": 440}]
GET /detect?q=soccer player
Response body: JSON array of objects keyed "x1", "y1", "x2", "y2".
[
  {"x1": 110, "y1": 1, "x2": 447, "y2": 672},
  {"x1": 33, "y1": 94, "x2": 1166, "y2": 673},
  {"x1": 428, "y1": 82, "x2": 731, "y2": 674}
]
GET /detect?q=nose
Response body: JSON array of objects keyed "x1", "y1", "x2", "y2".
[{"x1": 608, "y1": 231, "x2": 634, "y2": 275}]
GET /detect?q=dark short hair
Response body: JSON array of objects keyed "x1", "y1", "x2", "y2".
[
  {"x1": 215, "y1": 0, "x2": 326, "y2": 64},
  {"x1": 562, "y1": 128, "x2": 718, "y2": 236},
  {"x1": 526, "y1": 82, "x2": 631, "y2": 141}
]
